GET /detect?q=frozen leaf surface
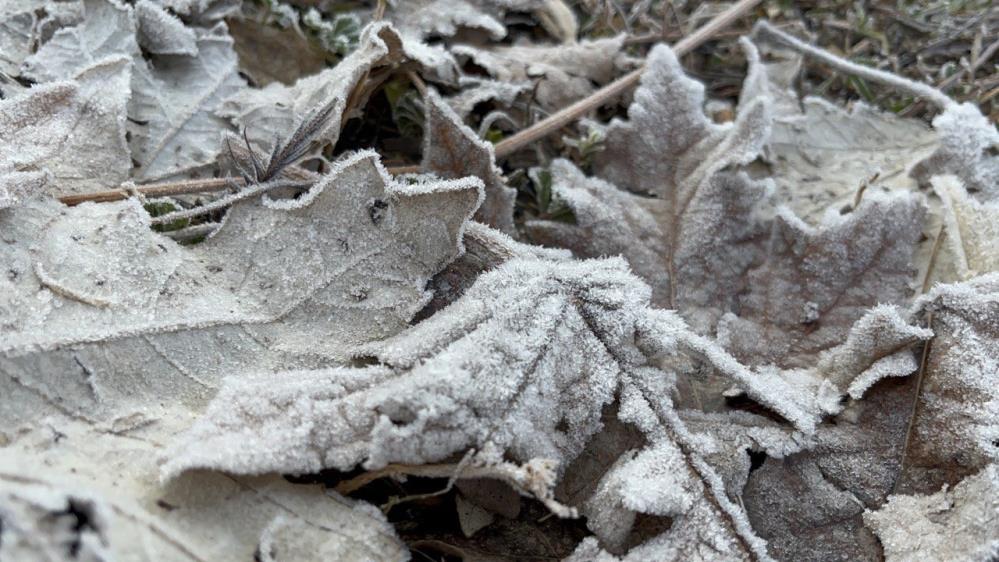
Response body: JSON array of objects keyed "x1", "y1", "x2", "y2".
[
  {"x1": 135, "y1": 0, "x2": 198, "y2": 56},
  {"x1": 897, "y1": 274, "x2": 999, "y2": 494},
  {"x1": 530, "y1": 44, "x2": 771, "y2": 332},
  {"x1": 388, "y1": 0, "x2": 542, "y2": 41},
  {"x1": 0, "y1": 56, "x2": 131, "y2": 199},
  {"x1": 423, "y1": 90, "x2": 517, "y2": 234},
  {"x1": 912, "y1": 102, "x2": 999, "y2": 198},
  {"x1": 20, "y1": 0, "x2": 138, "y2": 82},
  {"x1": 129, "y1": 26, "x2": 245, "y2": 180},
  {"x1": 718, "y1": 191, "x2": 925, "y2": 370},
  {"x1": 863, "y1": 464, "x2": 999, "y2": 562}
]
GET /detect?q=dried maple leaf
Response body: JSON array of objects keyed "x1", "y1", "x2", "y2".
[
  {"x1": 0, "y1": 56, "x2": 131, "y2": 200},
  {"x1": 863, "y1": 464, "x2": 999, "y2": 562},
  {"x1": 717, "y1": 191, "x2": 925, "y2": 370},
  {"x1": 422, "y1": 90, "x2": 517, "y2": 234},
  {"x1": 527, "y1": 43, "x2": 772, "y2": 332}
]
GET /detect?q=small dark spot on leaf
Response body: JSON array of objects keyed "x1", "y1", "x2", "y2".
[
  {"x1": 156, "y1": 499, "x2": 177, "y2": 511},
  {"x1": 368, "y1": 199, "x2": 389, "y2": 225}
]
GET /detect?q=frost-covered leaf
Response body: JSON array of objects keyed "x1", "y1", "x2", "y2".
[
  {"x1": 0, "y1": 56, "x2": 131, "y2": 199},
  {"x1": 864, "y1": 464, "x2": 999, "y2": 562},
  {"x1": 135, "y1": 0, "x2": 198, "y2": 56},
  {"x1": 129, "y1": 25, "x2": 245, "y2": 180},
  {"x1": 0, "y1": 0, "x2": 81, "y2": 76},
  {"x1": 20, "y1": 0, "x2": 139, "y2": 83},
  {"x1": 529, "y1": 44, "x2": 771, "y2": 332},
  {"x1": 1, "y1": 150, "x2": 481, "y2": 361},
  {"x1": 526, "y1": 159, "x2": 770, "y2": 332},
  {"x1": 387, "y1": 0, "x2": 542, "y2": 42},
  {"x1": 761, "y1": 99, "x2": 937, "y2": 223},
  {"x1": 718, "y1": 191, "x2": 925, "y2": 370},
  {"x1": 0, "y1": 150, "x2": 478, "y2": 560},
  {"x1": 423, "y1": 90, "x2": 516, "y2": 234},
  {"x1": 912, "y1": 102, "x2": 999, "y2": 199},
  {"x1": 742, "y1": 376, "x2": 919, "y2": 562},
  {"x1": 166, "y1": 256, "x2": 809, "y2": 560},
  {"x1": 452, "y1": 35, "x2": 628, "y2": 112},
  {"x1": 0, "y1": 445, "x2": 406, "y2": 561},
  {"x1": 445, "y1": 77, "x2": 530, "y2": 118},
  {"x1": 896, "y1": 274, "x2": 999, "y2": 494},
  {"x1": 219, "y1": 22, "x2": 406, "y2": 155}
]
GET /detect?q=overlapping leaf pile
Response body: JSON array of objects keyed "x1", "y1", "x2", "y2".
[{"x1": 1, "y1": 1, "x2": 998, "y2": 561}]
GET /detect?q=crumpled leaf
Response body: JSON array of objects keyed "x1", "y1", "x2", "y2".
[
  {"x1": 135, "y1": 0, "x2": 198, "y2": 56},
  {"x1": 529, "y1": 43, "x2": 772, "y2": 332},
  {"x1": 423, "y1": 89, "x2": 517, "y2": 234},
  {"x1": 863, "y1": 464, "x2": 999, "y2": 562},
  {"x1": 445, "y1": 76, "x2": 530, "y2": 119},
  {"x1": 452, "y1": 35, "x2": 629, "y2": 112},
  {"x1": 129, "y1": 24, "x2": 245, "y2": 180},
  {"x1": 0, "y1": 56, "x2": 131, "y2": 199},
  {"x1": 20, "y1": 0, "x2": 138, "y2": 83},
  {"x1": 896, "y1": 274, "x2": 999, "y2": 494},
  {"x1": 717, "y1": 191, "x2": 925, "y2": 370},
  {"x1": 165, "y1": 256, "x2": 806, "y2": 560}
]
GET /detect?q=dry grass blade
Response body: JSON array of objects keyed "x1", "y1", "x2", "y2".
[{"x1": 260, "y1": 98, "x2": 339, "y2": 181}]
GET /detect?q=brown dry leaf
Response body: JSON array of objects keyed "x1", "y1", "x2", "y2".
[
  {"x1": 227, "y1": 16, "x2": 326, "y2": 86},
  {"x1": 717, "y1": 192, "x2": 926, "y2": 370},
  {"x1": 423, "y1": 90, "x2": 517, "y2": 234},
  {"x1": 895, "y1": 274, "x2": 999, "y2": 495}
]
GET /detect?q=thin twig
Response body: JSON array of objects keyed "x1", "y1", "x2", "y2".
[
  {"x1": 753, "y1": 21, "x2": 955, "y2": 110},
  {"x1": 492, "y1": 0, "x2": 762, "y2": 158},
  {"x1": 149, "y1": 179, "x2": 312, "y2": 225}
]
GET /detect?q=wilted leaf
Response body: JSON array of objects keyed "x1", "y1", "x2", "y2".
[
  {"x1": 863, "y1": 464, "x2": 999, "y2": 562},
  {"x1": 227, "y1": 17, "x2": 325, "y2": 87},
  {"x1": 0, "y1": 56, "x2": 131, "y2": 199},
  {"x1": 423, "y1": 90, "x2": 517, "y2": 234}
]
